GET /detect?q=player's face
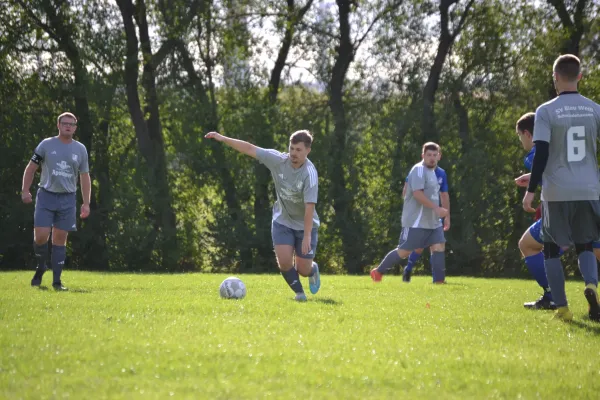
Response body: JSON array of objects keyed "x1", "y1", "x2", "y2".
[
  {"x1": 422, "y1": 150, "x2": 438, "y2": 168},
  {"x1": 516, "y1": 128, "x2": 532, "y2": 150},
  {"x1": 289, "y1": 141, "x2": 311, "y2": 166},
  {"x1": 58, "y1": 117, "x2": 77, "y2": 137}
]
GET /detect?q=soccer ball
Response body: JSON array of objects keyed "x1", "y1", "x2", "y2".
[{"x1": 219, "y1": 277, "x2": 246, "y2": 299}]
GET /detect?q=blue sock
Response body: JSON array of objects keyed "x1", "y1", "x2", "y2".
[
  {"x1": 431, "y1": 251, "x2": 445, "y2": 282},
  {"x1": 281, "y1": 268, "x2": 304, "y2": 294},
  {"x1": 545, "y1": 258, "x2": 567, "y2": 307},
  {"x1": 578, "y1": 251, "x2": 598, "y2": 287},
  {"x1": 524, "y1": 252, "x2": 552, "y2": 300},
  {"x1": 405, "y1": 252, "x2": 421, "y2": 273},
  {"x1": 376, "y1": 249, "x2": 401, "y2": 274},
  {"x1": 51, "y1": 245, "x2": 66, "y2": 284}
]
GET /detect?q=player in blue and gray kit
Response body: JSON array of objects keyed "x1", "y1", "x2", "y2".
[
  {"x1": 523, "y1": 54, "x2": 600, "y2": 322},
  {"x1": 401, "y1": 149, "x2": 450, "y2": 283},
  {"x1": 21, "y1": 112, "x2": 91, "y2": 291},
  {"x1": 205, "y1": 130, "x2": 321, "y2": 301},
  {"x1": 371, "y1": 142, "x2": 448, "y2": 283},
  {"x1": 514, "y1": 112, "x2": 557, "y2": 310}
]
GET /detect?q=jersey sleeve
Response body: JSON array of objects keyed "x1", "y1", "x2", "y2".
[
  {"x1": 533, "y1": 106, "x2": 551, "y2": 143},
  {"x1": 303, "y1": 164, "x2": 318, "y2": 204},
  {"x1": 80, "y1": 145, "x2": 90, "y2": 173},
  {"x1": 407, "y1": 165, "x2": 425, "y2": 191},
  {"x1": 31, "y1": 141, "x2": 46, "y2": 164},
  {"x1": 256, "y1": 148, "x2": 287, "y2": 171},
  {"x1": 440, "y1": 170, "x2": 449, "y2": 192}
]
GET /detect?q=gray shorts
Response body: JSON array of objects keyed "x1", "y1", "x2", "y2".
[
  {"x1": 398, "y1": 227, "x2": 445, "y2": 250},
  {"x1": 34, "y1": 188, "x2": 77, "y2": 231},
  {"x1": 272, "y1": 221, "x2": 318, "y2": 259},
  {"x1": 542, "y1": 200, "x2": 600, "y2": 247}
]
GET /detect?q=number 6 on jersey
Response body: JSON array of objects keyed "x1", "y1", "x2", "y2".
[{"x1": 567, "y1": 126, "x2": 585, "y2": 162}]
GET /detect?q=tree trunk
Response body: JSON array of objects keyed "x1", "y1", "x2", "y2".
[
  {"x1": 329, "y1": 0, "x2": 363, "y2": 274},
  {"x1": 116, "y1": 0, "x2": 179, "y2": 269},
  {"x1": 422, "y1": 0, "x2": 474, "y2": 143}
]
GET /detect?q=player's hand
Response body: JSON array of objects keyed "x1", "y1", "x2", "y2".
[
  {"x1": 21, "y1": 191, "x2": 32, "y2": 204},
  {"x1": 301, "y1": 234, "x2": 311, "y2": 255},
  {"x1": 434, "y1": 207, "x2": 448, "y2": 219},
  {"x1": 443, "y1": 216, "x2": 451, "y2": 232},
  {"x1": 515, "y1": 173, "x2": 531, "y2": 187},
  {"x1": 204, "y1": 131, "x2": 225, "y2": 141},
  {"x1": 522, "y1": 191, "x2": 536, "y2": 213},
  {"x1": 80, "y1": 204, "x2": 90, "y2": 219}
]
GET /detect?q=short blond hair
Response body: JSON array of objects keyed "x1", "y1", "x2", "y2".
[{"x1": 57, "y1": 112, "x2": 77, "y2": 124}]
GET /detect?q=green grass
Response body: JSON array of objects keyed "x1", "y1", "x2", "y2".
[{"x1": 1, "y1": 272, "x2": 599, "y2": 399}]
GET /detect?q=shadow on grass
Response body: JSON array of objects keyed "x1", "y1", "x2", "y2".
[
  {"x1": 70, "y1": 288, "x2": 92, "y2": 293},
  {"x1": 37, "y1": 286, "x2": 49, "y2": 291},
  {"x1": 313, "y1": 297, "x2": 342, "y2": 306},
  {"x1": 570, "y1": 318, "x2": 600, "y2": 334}
]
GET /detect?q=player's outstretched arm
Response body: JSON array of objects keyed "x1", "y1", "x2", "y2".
[
  {"x1": 204, "y1": 131, "x2": 258, "y2": 159},
  {"x1": 21, "y1": 161, "x2": 39, "y2": 204}
]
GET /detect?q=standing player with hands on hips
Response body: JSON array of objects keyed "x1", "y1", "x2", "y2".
[
  {"x1": 21, "y1": 112, "x2": 91, "y2": 291},
  {"x1": 205, "y1": 130, "x2": 321, "y2": 302}
]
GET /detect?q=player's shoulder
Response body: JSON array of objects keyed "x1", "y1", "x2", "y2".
[
  {"x1": 409, "y1": 162, "x2": 425, "y2": 176},
  {"x1": 72, "y1": 139, "x2": 87, "y2": 151},
  {"x1": 304, "y1": 158, "x2": 318, "y2": 173},
  {"x1": 535, "y1": 98, "x2": 560, "y2": 113},
  {"x1": 259, "y1": 148, "x2": 288, "y2": 161},
  {"x1": 303, "y1": 158, "x2": 318, "y2": 186},
  {"x1": 38, "y1": 137, "x2": 57, "y2": 146},
  {"x1": 435, "y1": 166, "x2": 446, "y2": 175}
]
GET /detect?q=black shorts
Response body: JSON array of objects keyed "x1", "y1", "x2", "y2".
[{"x1": 542, "y1": 200, "x2": 600, "y2": 247}]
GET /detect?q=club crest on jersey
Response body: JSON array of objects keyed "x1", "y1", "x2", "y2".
[
  {"x1": 438, "y1": 177, "x2": 443, "y2": 185},
  {"x1": 72, "y1": 154, "x2": 78, "y2": 162}
]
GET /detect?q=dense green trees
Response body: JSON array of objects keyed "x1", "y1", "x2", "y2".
[{"x1": 1, "y1": 0, "x2": 599, "y2": 275}]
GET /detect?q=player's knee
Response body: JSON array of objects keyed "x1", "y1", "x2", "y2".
[
  {"x1": 430, "y1": 243, "x2": 444, "y2": 252},
  {"x1": 543, "y1": 242, "x2": 561, "y2": 260},
  {"x1": 575, "y1": 242, "x2": 594, "y2": 255},
  {"x1": 414, "y1": 248, "x2": 424, "y2": 255}
]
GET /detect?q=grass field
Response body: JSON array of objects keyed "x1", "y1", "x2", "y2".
[{"x1": 1, "y1": 271, "x2": 599, "y2": 399}]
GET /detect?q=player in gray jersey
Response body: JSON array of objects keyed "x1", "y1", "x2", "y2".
[
  {"x1": 523, "y1": 54, "x2": 600, "y2": 322},
  {"x1": 205, "y1": 130, "x2": 321, "y2": 301},
  {"x1": 371, "y1": 142, "x2": 448, "y2": 283},
  {"x1": 21, "y1": 112, "x2": 91, "y2": 291}
]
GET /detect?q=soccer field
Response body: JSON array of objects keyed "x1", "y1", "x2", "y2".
[{"x1": 1, "y1": 272, "x2": 598, "y2": 399}]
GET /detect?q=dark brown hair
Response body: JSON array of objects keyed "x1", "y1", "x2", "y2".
[
  {"x1": 422, "y1": 142, "x2": 440, "y2": 154},
  {"x1": 553, "y1": 54, "x2": 581, "y2": 81},
  {"x1": 516, "y1": 112, "x2": 535, "y2": 135},
  {"x1": 290, "y1": 130, "x2": 313, "y2": 148}
]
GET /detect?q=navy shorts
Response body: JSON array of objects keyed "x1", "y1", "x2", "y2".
[
  {"x1": 271, "y1": 221, "x2": 318, "y2": 259},
  {"x1": 34, "y1": 189, "x2": 77, "y2": 231}
]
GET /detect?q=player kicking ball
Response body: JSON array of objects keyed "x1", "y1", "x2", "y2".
[
  {"x1": 205, "y1": 130, "x2": 321, "y2": 301},
  {"x1": 371, "y1": 142, "x2": 448, "y2": 283}
]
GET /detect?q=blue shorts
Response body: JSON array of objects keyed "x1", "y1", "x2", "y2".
[
  {"x1": 34, "y1": 188, "x2": 77, "y2": 231},
  {"x1": 528, "y1": 220, "x2": 543, "y2": 245},
  {"x1": 529, "y1": 219, "x2": 600, "y2": 248},
  {"x1": 271, "y1": 221, "x2": 318, "y2": 259}
]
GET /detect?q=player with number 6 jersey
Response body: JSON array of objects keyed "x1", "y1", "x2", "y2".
[{"x1": 524, "y1": 54, "x2": 600, "y2": 322}]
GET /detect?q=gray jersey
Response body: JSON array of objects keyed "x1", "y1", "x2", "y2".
[
  {"x1": 402, "y1": 162, "x2": 442, "y2": 229},
  {"x1": 533, "y1": 93, "x2": 600, "y2": 201},
  {"x1": 256, "y1": 148, "x2": 319, "y2": 231},
  {"x1": 33, "y1": 137, "x2": 89, "y2": 193}
]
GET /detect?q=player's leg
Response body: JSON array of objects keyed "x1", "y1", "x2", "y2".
[
  {"x1": 542, "y1": 201, "x2": 572, "y2": 321},
  {"x1": 31, "y1": 189, "x2": 53, "y2": 286},
  {"x1": 371, "y1": 228, "x2": 418, "y2": 282},
  {"x1": 519, "y1": 221, "x2": 554, "y2": 309},
  {"x1": 272, "y1": 221, "x2": 305, "y2": 300},
  {"x1": 572, "y1": 201, "x2": 600, "y2": 321},
  {"x1": 403, "y1": 248, "x2": 423, "y2": 283},
  {"x1": 427, "y1": 228, "x2": 446, "y2": 283},
  {"x1": 293, "y1": 227, "x2": 320, "y2": 295},
  {"x1": 51, "y1": 194, "x2": 77, "y2": 291}
]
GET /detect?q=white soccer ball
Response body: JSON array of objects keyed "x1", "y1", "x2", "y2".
[{"x1": 219, "y1": 277, "x2": 246, "y2": 299}]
